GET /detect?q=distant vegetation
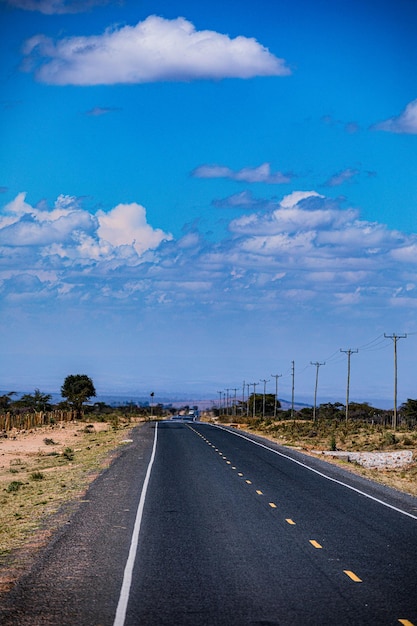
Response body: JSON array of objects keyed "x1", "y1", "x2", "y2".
[
  {"x1": 0, "y1": 374, "x2": 191, "y2": 432},
  {"x1": 215, "y1": 395, "x2": 417, "y2": 430}
]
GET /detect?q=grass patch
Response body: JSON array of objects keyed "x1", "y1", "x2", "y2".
[
  {"x1": 0, "y1": 419, "x2": 139, "y2": 557},
  {"x1": 6, "y1": 481, "x2": 24, "y2": 493},
  {"x1": 30, "y1": 471, "x2": 44, "y2": 481}
]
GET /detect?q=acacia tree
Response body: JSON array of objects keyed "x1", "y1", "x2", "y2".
[
  {"x1": 17, "y1": 389, "x2": 52, "y2": 412},
  {"x1": 0, "y1": 392, "x2": 16, "y2": 410},
  {"x1": 400, "y1": 398, "x2": 417, "y2": 427},
  {"x1": 61, "y1": 374, "x2": 96, "y2": 419}
]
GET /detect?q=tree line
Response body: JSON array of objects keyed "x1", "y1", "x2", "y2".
[{"x1": 0, "y1": 374, "x2": 96, "y2": 419}]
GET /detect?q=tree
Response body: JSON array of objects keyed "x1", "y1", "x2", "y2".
[
  {"x1": 400, "y1": 398, "x2": 417, "y2": 427},
  {"x1": 248, "y1": 393, "x2": 280, "y2": 417},
  {"x1": 16, "y1": 389, "x2": 52, "y2": 412},
  {"x1": 0, "y1": 392, "x2": 16, "y2": 410},
  {"x1": 61, "y1": 374, "x2": 96, "y2": 419}
]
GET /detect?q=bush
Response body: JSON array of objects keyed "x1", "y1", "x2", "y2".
[
  {"x1": 62, "y1": 447, "x2": 74, "y2": 461},
  {"x1": 6, "y1": 481, "x2": 23, "y2": 493},
  {"x1": 30, "y1": 471, "x2": 44, "y2": 481}
]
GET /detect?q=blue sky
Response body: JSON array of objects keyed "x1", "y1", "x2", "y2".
[{"x1": 1, "y1": 0, "x2": 417, "y2": 407}]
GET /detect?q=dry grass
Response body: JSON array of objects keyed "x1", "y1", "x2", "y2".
[{"x1": 0, "y1": 418, "x2": 139, "y2": 558}]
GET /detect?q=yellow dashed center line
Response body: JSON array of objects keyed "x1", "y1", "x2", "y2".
[
  {"x1": 193, "y1": 431, "x2": 417, "y2": 620},
  {"x1": 343, "y1": 570, "x2": 362, "y2": 583}
]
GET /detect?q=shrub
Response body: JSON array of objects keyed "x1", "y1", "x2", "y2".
[
  {"x1": 6, "y1": 481, "x2": 23, "y2": 493},
  {"x1": 30, "y1": 471, "x2": 44, "y2": 481},
  {"x1": 62, "y1": 447, "x2": 74, "y2": 461}
]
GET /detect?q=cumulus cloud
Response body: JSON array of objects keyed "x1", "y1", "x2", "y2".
[
  {"x1": 4, "y1": 0, "x2": 111, "y2": 13},
  {"x1": 0, "y1": 193, "x2": 171, "y2": 274},
  {"x1": 193, "y1": 162, "x2": 292, "y2": 184},
  {"x1": 21, "y1": 16, "x2": 290, "y2": 86},
  {"x1": 1, "y1": 189, "x2": 417, "y2": 313},
  {"x1": 97, "y1": 202, "x2": 172, "y2": 255},
  {"x1": 373, "y1": 98, "x2": 417, "y2": 134}
]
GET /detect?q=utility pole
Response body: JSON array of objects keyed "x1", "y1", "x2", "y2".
[
  {"x1": 384, "y1": 333, "x2": 407, "y2": 430},
  {"x1": 232, "y1": 388, "x2": 238, "y2": 417},
  {"x1": 246, "y1": 383, "x2": 251, "y2": 418},
  {"x1": 225, "y1": 389, "x2": 230, "y2": 416},
  {"x1": 271, "y1": 373, "x2": 282, "y2": 419},
  {"x1": 310, "y1": 362, "x2": 325, "y2": 421},
  {"x1": 291, "y1": 361, "x2": 295, "y2": 420},
  {"x1": 242, "y1": 381, "x2": 245, "y2": 416},
  {"x1": 252, "y1": 382, "x2": 258, "y2": 418},
  {"x1": 340, "y1": 349, "x2": 358, "y2": 422},
  {"x1": 260, "y1": 379, "x2": 269, "y2": 419},
  {"x1": 217, "y1": 391, "x2": 222, "y2": 415}
]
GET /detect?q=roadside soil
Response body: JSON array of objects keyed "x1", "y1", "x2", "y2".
[{"x1": 0, "y1": 417, "x2": 142, "y2": 593}]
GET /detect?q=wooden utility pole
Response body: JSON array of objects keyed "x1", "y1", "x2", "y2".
[
  {"x1": 384, "y1": 333, "x2": 407, "y2": 430},
  {"x1": 260, "y1": 379, "x2": 269, "y2": 419},
  {"x1": 246, "y1": 383, "x2": 251, "y2": 417},
  {"x1": 271, "y1": 373, "x2": 282, "y2": 419},
  {"x1": 291, "y1": 361, "x2": 295, "y2": 420},
  {"x1": 310, "y1": 362, "x2": 325, "y2": 421},
  {"x1": 242, "y1": 381, "x2": 245, "y2": 417},
  {"x1": 232, "y1": 388, "x2": 238, "y2": 417},
  {"x1": 252, "y1": 382, "x2": 258, "y2": 418},
  {"x1": 340, "y1": 349, "x2": 358, "y2": 422}
]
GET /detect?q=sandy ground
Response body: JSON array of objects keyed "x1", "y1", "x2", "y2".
[{"x1": 0, "y1": 421, "x2": 110, "y2": 470}]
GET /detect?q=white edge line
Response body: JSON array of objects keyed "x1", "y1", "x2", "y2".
[
  {"x1": 113, "y1": 422, "x2": 159, "y2": 626},
  {"x1": 214, "y1": 424, "x2": 417, "y2": 522}
]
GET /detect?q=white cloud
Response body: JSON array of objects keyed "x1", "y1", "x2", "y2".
[
  {"x1": 193, "y1": 162, "x2": 292, "y2": 184},
  {"x1": 2, "y1": 190, "x2": 417, "y2": 315},
  {"x1": 373, "y1": 98, "x2": 417, "y2": 134},
  {"x1": 230, "y1": 192, "x2": 357, "y2": 236},
  {"x1": 22, "y1": 16, "x2": 290, "y2": 86},
  {"x1": 0, "y1": 194, "x2": 96, "y2": 246},
  {"x1": 4, "y1": 0, "x2": 111, "y2": 14},
  {"x1": 97, "y1": 202, "x2": 172, "y2": 255},
  {"x1": 0, "y1": 193, "x2": 171, "y2": 278},
  {"x1": 279, "y1": 191, "x2": 322, "y2": 208}
]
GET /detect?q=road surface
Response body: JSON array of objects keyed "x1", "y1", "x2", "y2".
[{"x1": 1, "y1": 420, "x2": 417, "y2": 625}]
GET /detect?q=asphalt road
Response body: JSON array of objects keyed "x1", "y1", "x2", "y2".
[{"x1": 1, "y1": 420, "x2": 417, "y2": 625}]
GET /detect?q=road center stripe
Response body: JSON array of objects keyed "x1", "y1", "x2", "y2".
[{"x1": 215, "y1": 425, "x2": 417, "y2": 521}]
